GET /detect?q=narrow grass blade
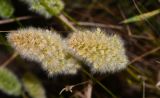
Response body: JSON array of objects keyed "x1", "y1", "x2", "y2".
[{"x1": 121, "y1": 9, "x2": 160, "y2": 24}]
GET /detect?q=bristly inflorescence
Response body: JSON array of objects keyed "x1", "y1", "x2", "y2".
[
  {"x1": 7, "y1": 27, "x2": 128, "y2": 75},
  {"x1": 66, "y1": 28, "x2": 129, "y2": 73},
  {"x1": 22, "y1": 0, "x2": 64, "y2": 18},
  {"x1": 7, "y1": 27, "x2": 79, "y2": 75}
]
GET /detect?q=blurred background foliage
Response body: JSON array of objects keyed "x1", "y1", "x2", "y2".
[{"x1": 0, "y1": 0, "x2": 160, "y2": 98}]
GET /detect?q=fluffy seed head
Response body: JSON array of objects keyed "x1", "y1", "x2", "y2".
[
  {"x1": 22, "y1": 0, "x2": 64, "y2": 18},
  {"x1": 66, "y1": 28, "x2": 129, "y2": 73},
  {"x1": 7, "y1": 27, "x2": 79, "y2": 75}
]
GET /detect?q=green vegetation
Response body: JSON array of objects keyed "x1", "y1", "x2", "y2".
[{"x1": 0, "y1": 0, "x2": 160, "y2": 98}]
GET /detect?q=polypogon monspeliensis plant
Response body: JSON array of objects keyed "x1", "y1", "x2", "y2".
[
  {"x1": 21, "y1": 0, "x2": 64, "y2": 18},
  {"x1": 66, "y1": 28, "x2": 128, "y2": 73},
  {"x1": 7, "y1": 27, "x2": 128, "y2": 75},
  {"x1": 7, "y1": 27, "x2": 80, "y2": 75}
]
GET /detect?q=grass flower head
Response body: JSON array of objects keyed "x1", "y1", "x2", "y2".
[
  {"x1": 7, "y1": 27, "x2": 79, "y2": 75},
  {"x1": 66, "y1": 28, "x2": 129, "y2": 73}
]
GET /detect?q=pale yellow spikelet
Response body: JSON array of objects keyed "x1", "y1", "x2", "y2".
[
  {"x1": 66, "y1": 28, "x2": 129, "y2": 73},
  {"x1": 7, "y1": 27, "x2": 79, "y2": 75}
]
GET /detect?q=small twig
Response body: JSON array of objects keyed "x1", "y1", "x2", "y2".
[
  {"x1": 59, "y1": 80, "x2": 90, "y2": 95},
  {"x1": 0, "y1": 16, "x2": 33, "y2": 25},
  {"x1": 129, "y1": 47, "x2": 160, "y2": 64},
  {"x1": 0, "y1": 30, "x2": 16, "y2": 33},
  {"x1": 58, "y1": 14, "x2": 77, "y2": 31},
  {"x1": 129, "y1": 35, "x2": 154, "y2": 40},
  {"x1": 72, "y1": 21, "x2": 122, "y2": 30},
  {"x1": 59, "y1": 85, "x2": 73, "y2": 95},
  {"x1": 0, "y1": 52, "x2": 18, "y2": 67}
]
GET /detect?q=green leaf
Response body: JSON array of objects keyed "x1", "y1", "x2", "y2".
[
  {"x1": 121, "y1": 9, "x2": 160, "y2": 24},
  {"x1": 0, "y1": 67, "x2": 22, "y2": 96},
  {"x1": 0, "y1": 0, "x2": 14, "y2": 18},
  {"x1": 22, "y1": 73, "x2": 46, "y2": 98}
]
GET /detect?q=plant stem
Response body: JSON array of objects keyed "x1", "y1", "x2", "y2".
[
  {"x1": 0, "y1": 52, "x2": 18, "y2": 67},
  {"x1": 39, "y1": 0, "x2": 77, "y2": 32},
  {"x1": 57, "y1": 14, "x2": 77, "y2": 31}
]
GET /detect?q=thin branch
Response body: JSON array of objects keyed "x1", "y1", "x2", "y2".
[
  {"x1": 57, "y1": 14, "x2": 77, "y2": 31},
  {"x1": 0, "y1": 52, "x2": 18, "y2": 67},
  {"x1": 0, "y1": 16, "x2": 33, "y2": 25},
  {"x1": 59, "y1": 80, "x2": 90, "y2": 95},
  {"x1": 73, "y1": 21, "x2": 122, "y2": 30},
  {"x1": 129, "y1": 47, "x2": 160, "y2": 64}
]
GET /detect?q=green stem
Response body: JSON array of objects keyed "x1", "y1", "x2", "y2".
[
  {"x1": 57, "y1": 14, "x2": 77, "y2": 31},
  {"x1": 39, "y1": 0, "x2": 77, "y2": 32}
]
